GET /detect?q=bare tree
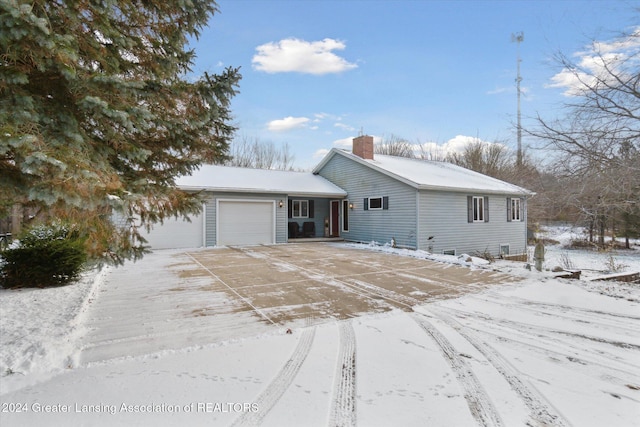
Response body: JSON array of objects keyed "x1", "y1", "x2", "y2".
[
  {"x1": 445, "y1": 138, "x2": 514, "y2": 178},
  {"x1": 226, "y1": 136, "x2": 296, "y2": 170},
  {"x1": 374, "y1": 134, "x2": 416, "y2": 158},
  {"x1": 528, "y1": 26, "x2": 640, "y2": 247}
]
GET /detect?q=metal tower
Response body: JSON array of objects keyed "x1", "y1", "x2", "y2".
[{"x1": 512, "y1": 32, "x2": 524, "y2": 166}]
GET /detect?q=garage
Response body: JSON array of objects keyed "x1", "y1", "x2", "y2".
[
  {"x1": 217, "y1": 200, "x2": 275, "y2": 246},
  {"x1": 142, "y1": 210, "x2": 204, "y2": 250}
]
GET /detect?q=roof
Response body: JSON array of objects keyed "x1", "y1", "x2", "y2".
[
  {"x1": 176, "y1": 164, "x2": 347, "y2": 198},
  {"x1": 314, "y1": 149, "x2": 534, "y2": 196}
]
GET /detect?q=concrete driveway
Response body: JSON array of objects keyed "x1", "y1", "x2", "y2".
[
  {"x1": 80, "y1": 243, "x2": 513, "y2": 363},
  {"x1": 185, "y1": 244, "x2": 511, "y2": 323}
]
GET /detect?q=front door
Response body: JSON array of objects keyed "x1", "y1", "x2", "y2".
[{"x1": 330, "y1": 200, "x2": 340, "y2": 237}]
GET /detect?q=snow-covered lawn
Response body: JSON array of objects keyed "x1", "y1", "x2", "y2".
[{"x1": 1, "y1": 227, "x2": 639, "y2": 426}]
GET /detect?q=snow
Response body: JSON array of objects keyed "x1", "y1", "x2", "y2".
[
  {"x1": 0, "y1": 267, "x2": 109, "y2": 390},
  {"x1": 1, "y1": 227, "x2": 639, "y2": 426},
  {"x1": 315, "y1": 149, "x2": 533, "y2": 195},
  {"x1": 175, "y1": 164, "x2": 347, "y2": 197}
]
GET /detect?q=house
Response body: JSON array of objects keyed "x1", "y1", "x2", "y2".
[
  {"x1": 314, "y1": 135, "x2": 534, "y2": 257},
  {"x1": 140, "y1": 165, "x2": 347, "y2": 249},
  {"x1": 143, "y1": 135, "x2": 534, "y2": 257}
]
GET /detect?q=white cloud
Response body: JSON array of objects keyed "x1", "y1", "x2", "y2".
[
  {"x1": 547, "y1": 27, "x2": 640, "y2": 96},
  {"x1": 252, "y1": 38, "x2": 358, "y2": 75},
  {"x1": 487, "y1": 86, "x2": 509, "y2": 95},
  {"x1": 415, "y1": 136, "x2": 506, "y2": 160},
  {"x1": 334, "y1": 122, "x2": 356, "y2": 132},
  {"x1": 267, "y1": 116, "x2": 310, "y2": 132},
  {"x1": 332, "y1": 137, "x2": 354, "y2": 148},
  {"x1": 313, "y1": 148, "x2": 330, "y2": 159}
]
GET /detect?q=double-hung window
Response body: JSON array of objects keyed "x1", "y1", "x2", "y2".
[
  {"x1": 292, "y1": 200, "x2": 309, "y2": 218},
  {"x1": 511, "y1": 198, "x2": 521, "y2": 221},
  {"x1": 507, "y1": 197, "x2": 523, "y2": 222},
  {"x1": 468, "y1": 196, "x2": 489, "y2": 223},
  {"x1": 473, "y1": 196, "x2": 484, "y2": 222}
]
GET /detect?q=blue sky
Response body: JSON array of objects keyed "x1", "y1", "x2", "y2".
[{"x1": 189, "y1": 0, "x2": 638, "y2": 169}]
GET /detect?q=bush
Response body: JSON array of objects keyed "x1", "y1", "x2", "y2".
[{"x1": 0, "y1": 223, "x2": 87, "y2": 288}]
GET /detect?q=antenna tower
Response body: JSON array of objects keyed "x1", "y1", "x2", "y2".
[{"x1": 511, "y1": 32, "x2": 524, "y2": 166}]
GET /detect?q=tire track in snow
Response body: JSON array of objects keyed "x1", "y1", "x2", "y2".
[
  {"x1": 231, "y1": 327, "x2": 316, "y2": 427},
  {"x1": 426, "y1": 306, "x2": 570, "y2": 427},
  {"x1": 238, "y1": 246, "x2": 418, "y2": 311},
  {"x1": 329, "y1": 321, "x2": 357, "y2": 427},
  {"x1": 411, "y1": 313, "x2": 504, "y2": 427}
]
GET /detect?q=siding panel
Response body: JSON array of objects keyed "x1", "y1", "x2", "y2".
[
  {"x1": 418, "y1": 190, "x2": 527, "y2": 256},
  {"x1": 317, "y1": 155, "x2": 418, "y2": 248}
]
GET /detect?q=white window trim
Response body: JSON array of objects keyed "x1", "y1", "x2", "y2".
[
  {"x1": 511, "y1": 198, "x2": 522, "y2": 222},
  {"x1": 368, "y1": 196, "x2": 384, "y2": 210},
  {"x1": 500, "y1": 244, "x2": 510, "y2": 256},
  {"x1": 473, "y1": 196, "x2": 484, "y2": 222},
  {"x1": 292, "y1": 200, "x2": 309, "y2": 218},
  {"x1": 342, "y1": 199, "x2": 350, "y2": 232}
]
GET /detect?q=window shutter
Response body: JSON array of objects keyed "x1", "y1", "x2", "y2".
[
  {"x1": 288, "y1": 199, "x2": 292, "y2": 219},
  {"x1": 364, "y1": 198, "x2": 369, "y2": 211},
  {"x1": 382, "y1": 196, "x2": 389, "y2": 210},
  {"x1": 521, "y1": 198, "x2": 526, "y2": 220},
  {"x1": 506, "y1": 197, "x2": 512, "y2": 222},
  {"x1": 484, "y1": 196, "x2": 490, "y2": 222},
  {"x1": 467, "y1": 196, "x2": 473, "y2": 223},
  {"x1": 309, "y1": 200, "x2": 314, "y2": 218}
]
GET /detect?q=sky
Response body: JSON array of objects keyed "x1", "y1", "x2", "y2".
[{"x1": 188, "y1": 0, "x2": 639, "y2": 169}]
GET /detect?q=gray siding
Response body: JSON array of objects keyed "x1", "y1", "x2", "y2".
[
  {"x1": 317, "y1": 154, "x2": 418, "y2": 248},
  {"x1": 204, "y1": 192, "x2": 288, "y2": 246},
  {"x1": 417, "y1": 190, "x2": 528, "y2": 256}
]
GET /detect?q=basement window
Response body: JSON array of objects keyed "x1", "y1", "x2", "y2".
[{"x1": 443, "y1": 249, "x2": 456, "y2": 256}]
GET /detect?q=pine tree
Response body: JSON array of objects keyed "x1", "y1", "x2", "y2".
[{"x1": 0, "y1": 1, "x2": 240, "y2": 262}]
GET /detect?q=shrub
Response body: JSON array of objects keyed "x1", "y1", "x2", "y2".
[{"x1": 0, "y1": 223, "x2": 87, "y2": 288}]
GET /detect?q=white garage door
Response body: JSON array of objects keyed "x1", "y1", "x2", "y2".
[
  {"x1": 217, "y1": 200, "x2": 275, "y2": 246},
  {"x1": 142, "y1": 211, "x2": 204, "y2": 250}
]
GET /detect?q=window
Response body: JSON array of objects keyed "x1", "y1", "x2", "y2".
[
  {"x1": 473, "y1": 196, "x2": 484, "y2": 222},
  {"x1": 443, "y1": 249, "x2": 456, "y2": 256},
  {"x1": 468, "y1": 196, "x2": 489, "y2": 223},
  {"x1": 369, "y1": 197, "x2": 383, "y2": 210},
  {"x1": 508, "y1": 197, "x2": 522, "y2": 222},
  {"x1": 500, "y1": 244, "x2": 510, "y2": 256},
  {"x1": 364, "y1": 196, "x2": 389, "y2": 211},
  {"x1": 292, "y1": 200, "x2": 308, "y2": 218},
  {"x1": 342, "y1": 200, "x2": 349, "y2": 232}
]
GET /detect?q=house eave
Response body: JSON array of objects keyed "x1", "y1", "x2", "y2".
[
  {"x1": 416, "y1": 184, "x2": 536, "y2": 197},
  {"x1": 178, "y1": 185, "x2": 346, "y2": 198}
]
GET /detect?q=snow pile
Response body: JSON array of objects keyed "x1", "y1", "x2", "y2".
[
  {"x1": 344, "y1": 241, "x2": 491, "y2": 268},
  {"x1": 0, "y1": 267, "x2": 108, "y2": 392}
]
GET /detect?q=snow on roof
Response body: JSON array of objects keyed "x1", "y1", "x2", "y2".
[
  {"x1": 316, "y1": 149, "x2": 534, "y2": 195},
  {"x1": 176, "y1": 164, "x2": 347, "y2": 197}
]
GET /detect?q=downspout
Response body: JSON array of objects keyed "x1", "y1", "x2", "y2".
[{"x1": 415, "y1": 190, "x2": 420, "y2": 250}]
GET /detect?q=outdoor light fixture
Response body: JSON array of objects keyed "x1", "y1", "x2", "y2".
[
  {"x1": 349, "y1": 203, "x2": 354, "y2": 210},
  {"x1": 278, "y1": 200, "x2": 284, "y2": 208}
]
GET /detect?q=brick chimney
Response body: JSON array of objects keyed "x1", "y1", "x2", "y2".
[{"x1": 352, "y1": 135, "x2": 374, "y2": 160}]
